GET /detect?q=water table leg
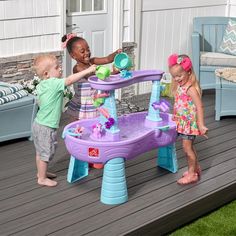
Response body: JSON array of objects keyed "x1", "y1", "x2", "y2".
[
  {"x1": 67, "y1": 156, "x2": 89, "y2": 183},
  {"x1": 101, "y1": 157, "x2": 128, "y2": 205},
  {"x1": 157, "y1": 144, "x2": 178, "y2": 173},
  {"x1": 146, "y1": 80, "x2": 162, "y2": 122}
]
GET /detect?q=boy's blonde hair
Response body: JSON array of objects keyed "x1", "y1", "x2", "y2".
[
  {"x1": 33, "y1": 54, "x2": 57, "y2": 78},
  {"x1": 170, "y1": 55, "x2": 202, "y2": 97}
]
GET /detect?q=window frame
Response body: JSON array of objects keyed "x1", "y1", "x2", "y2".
[{"x1": 67, "y1": 0, "x2": 107, "y2": 16}]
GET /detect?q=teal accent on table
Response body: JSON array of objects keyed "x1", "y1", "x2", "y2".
[
  {"x1": 67, "y1": 156, "x2": 89, "y2": 183},
  {"x1": 146, "y1": 80, "x2": 162, "y2": 122},
  {"x1": 101, "y1": 157, "x2": 128, "y2": 205},
  {"x1": 157, "y1": 144, "x2": 178, "y2": 173},
  {"x1": 99, "y1": 90, "x2": 120, "y2": 134}
]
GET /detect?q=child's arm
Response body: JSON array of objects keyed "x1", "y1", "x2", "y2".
[
  {"x1": 65, "y1": 64, "x2": 97, "y2": 86},
  {"x1": 188, "y1": 87, "x2": 208, "y2": 136},
  {"x1": 90, "y1": 49, "x2": 122, "y2": 65}
]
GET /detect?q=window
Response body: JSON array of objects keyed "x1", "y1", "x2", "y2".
[{"x1": 69, "y1": 0, "x2": 105, "y2": 13}]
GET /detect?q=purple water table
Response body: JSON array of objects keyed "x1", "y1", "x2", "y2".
[{"x1": 63, "y1": 70, "x2": 178, "y2": 205}]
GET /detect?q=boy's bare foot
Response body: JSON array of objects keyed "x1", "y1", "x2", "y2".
[
  {"x1": 38, "y1": 178, "x2": 57, "y2": 187},
  {"x1": 37, "y1": 172, "x2": 57, "y2": 179},
  {"x1": 46, "y1": 172, "x2": 57, "y2": 178}
]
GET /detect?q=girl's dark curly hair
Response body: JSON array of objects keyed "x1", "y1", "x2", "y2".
[{"x1": 61, "y1": 34, "x2": 83, "y2": 53}]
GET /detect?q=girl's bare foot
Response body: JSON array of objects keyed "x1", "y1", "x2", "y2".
[
  {"x1": 182, "y1": 166, "x2": 201, "y2": 178},
  {"x1": 177, "y1": 173, "x2": 199, "y2": 185},
  {"x1": 38, "y1": 178, "x2": 57, "y2": 187},
  {"x1": 37, "y1": 172, "x2": 57, "y2": 179}
]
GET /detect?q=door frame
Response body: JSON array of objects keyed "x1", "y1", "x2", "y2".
[{"x1": 112, "y1": 0, "x2": 123, "y2": 51}]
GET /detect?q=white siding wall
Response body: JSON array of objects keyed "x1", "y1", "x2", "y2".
[
  {"x1": 228, "y1": 0, "x2": 236, "y2": 16},
  {"x1": 0, "y1": 0, "x2": 64, "y2": 57},
  {"x1": 137, "y1": 0, "x2": 228, "y2": 94}
]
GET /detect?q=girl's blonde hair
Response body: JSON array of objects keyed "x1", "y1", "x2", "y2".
[{"x1": 170, "y1": 54, "x2": 202, "y2": 97}]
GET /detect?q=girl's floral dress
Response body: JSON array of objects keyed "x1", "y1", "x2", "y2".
[{"x1": 173, "y1": 85, "x2": 201, "y2": 135}]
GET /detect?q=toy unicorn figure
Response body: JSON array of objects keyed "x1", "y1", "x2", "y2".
[{"x1": 92, "y1": 123, "x2": 103, "y2": 138}]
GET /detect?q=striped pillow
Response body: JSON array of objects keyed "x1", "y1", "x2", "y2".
[
  {"x1": 219, "y1": 19, "x2": 236, "y2": 56},
  {"x1": 0, "y1": 90, "x2": 28, "y2": 105}
]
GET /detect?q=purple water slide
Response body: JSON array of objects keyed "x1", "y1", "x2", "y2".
[{"x1": 88, "y1": 70, "x2": 164, "y2": 90}]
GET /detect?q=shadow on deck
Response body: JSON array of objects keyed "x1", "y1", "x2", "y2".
[{"x1": 0, "y1": 91, "x2": 236, "y2": 236}]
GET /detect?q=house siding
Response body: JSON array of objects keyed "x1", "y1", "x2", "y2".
[
  {"x1": 137, "y1": 0, "x2": 228, "y2": 94},
  {"x1": 228, "y1": 0, "x2": 236, "y2": 16},
  {"x1": 0, "y1": 0, "x2": 64, "y2": 82},
  {"x1": 0, "y1": 0, "x2": 64, "y2": 57}
]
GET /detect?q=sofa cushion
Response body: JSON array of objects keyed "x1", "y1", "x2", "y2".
[
  {"x1": 200, "y1": 52, "x2": 236, "y2": 67},
  {"x1": 219, "y1": 18, "x2": 236, "y2": 56}
]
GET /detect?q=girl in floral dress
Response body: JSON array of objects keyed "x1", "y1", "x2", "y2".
[{"x1": 168, "y1": 54, "x2": 208, "y2": 185}]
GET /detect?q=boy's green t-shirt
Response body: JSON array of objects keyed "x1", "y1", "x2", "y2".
[{"x1": 35, "y1": 77, "x2": 65, "y2": 128}]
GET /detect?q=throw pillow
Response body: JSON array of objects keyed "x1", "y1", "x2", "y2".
[{"x1": 219, "y1": 18, "x2": 236, "y2": 56}]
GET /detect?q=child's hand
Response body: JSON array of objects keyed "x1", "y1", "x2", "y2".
[
  {"x1": 87, "y1": 64, "x2": 97, "y2": 74},
  {"x1": 199, "y1": 125, "x2": 208, "y2": 139},
  {"x1": 115, "y1": 49, "x2": 122, "y2": 54},
  {"x1": 112, "y1": 64, "x2": 120, "y2": 74}
]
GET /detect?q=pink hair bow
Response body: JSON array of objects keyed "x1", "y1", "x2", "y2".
[
  {"x1": 61, "y1": 33, "x2": 77, "y2": 49},
  {"x1": 168, "y1": 54, "x2": 192, "y2": 72}
]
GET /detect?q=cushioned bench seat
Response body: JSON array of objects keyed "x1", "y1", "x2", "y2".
[{"x1": 0, "y1": 94, "x2": 37, "y2": 142}]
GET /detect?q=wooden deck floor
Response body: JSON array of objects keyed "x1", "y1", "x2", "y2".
[{"x1": 0, "y1": 91, "x2": 236, "y2": 236}]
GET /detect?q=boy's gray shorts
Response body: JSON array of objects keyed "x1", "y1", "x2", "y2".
[{"x1": 32, "y1": 121, "x2": 57, "y2": 162}]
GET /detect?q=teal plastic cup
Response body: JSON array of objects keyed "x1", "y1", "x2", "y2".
[
  {"x1": 114, "y1": 52, "x2": 132, "y2": 70},
  {"x1": 96, "y1": 66, "x2": 111, "y2": 80}
]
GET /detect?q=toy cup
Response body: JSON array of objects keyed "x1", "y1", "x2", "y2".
[
  {"x1": 96, "y1": 66, "x2": 111, "y2": 80},
  {"x1": 114, "y1": 52, "x2": 132, "y2": 70},
  {"x1": 93, "y1": 98, "x2": 105, "y2": 107}
]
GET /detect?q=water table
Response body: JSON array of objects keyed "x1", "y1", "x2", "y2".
[{"x1": 63, "y1": 69, "x2": 178, "y2": 205}]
